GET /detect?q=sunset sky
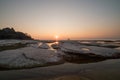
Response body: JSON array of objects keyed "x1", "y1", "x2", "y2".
[{"x1": 0, "y1": 0, "x2": 120, "y2": 40}]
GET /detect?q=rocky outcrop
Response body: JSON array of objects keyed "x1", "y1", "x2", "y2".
[
  {"x1": 0, "y1": 27, "x2": 33, "y2": 40},
  {"x1": 0, "y1": 47, "x2": 64, "y2": 69}
]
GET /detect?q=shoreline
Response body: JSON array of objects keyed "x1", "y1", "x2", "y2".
[{"x1": 0, "y1": 59, "x2": 120, "y2": 80}]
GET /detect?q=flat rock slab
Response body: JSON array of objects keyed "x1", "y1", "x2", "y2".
[{"x1": 0, "y1": 47, "x2": 62, "y2": 69}]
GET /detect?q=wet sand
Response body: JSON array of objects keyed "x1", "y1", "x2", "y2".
[{"x1": 0, "y1": 59, "x2": 120, "y2": 80}]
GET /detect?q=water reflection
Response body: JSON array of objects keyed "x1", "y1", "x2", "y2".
[
  {"x1": 55, "y1": 42, "x2": 58, "y2": 44},
  {"x1": 63, "y1": 53, "x2": 106, "y2": 64},
  {"x1": 47, "y1": 42, "x2": 59, "y2": 51},
  {"x1": 38, "y1": 42, "x2": 42, "y2": 46},
  {"x1": 81, "y1": 48, "x2": 90, "y2": 51},
  {"x1": 115, "y1": 47, "x2": 120, "y2": 50}
]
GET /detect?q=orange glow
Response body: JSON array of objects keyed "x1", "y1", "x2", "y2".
[
  {"x1": 27, "y1": 27, "x2": 119, "y2": 40},
  {"x1": 55, "y1": 41, "x2": 59, "y2": 44},
  {"x1": 55, "y1": 35, "x2": 59, "y2": 39},
  {"x1": 0, "y1": 0, "x2": 119, "y2": 40}
]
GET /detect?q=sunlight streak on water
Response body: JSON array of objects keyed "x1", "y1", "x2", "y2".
[
  {"x1": 47, "y1": 42, "x2": 57, "y2": 52},
  {"x1": 38, "y1": 42, "x2": 42, "y2": 46},
  {"x1": 81, "y1": 48, "x2": 90, "y2": 51},
  {"x1": 115, "y1": 47, "x2": 120, "y2": 50}
]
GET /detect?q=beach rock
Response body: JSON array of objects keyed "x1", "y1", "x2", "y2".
[
  {"x1": 39, "y1": 43, "x2": 50, "y2": 49},
  {"x1": 51, "y1": 43, "x2": 60, "y2": 49},
  {"x1": 0, "y1": 47, "x2": 63, "y2": 69},
  {"x1": 60, "y1": 42, "x2": 120, "y2": 58}
]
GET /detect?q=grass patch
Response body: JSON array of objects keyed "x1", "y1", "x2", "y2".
[
  {"x1": 79, "y1": 43, "x2": 120, "y2": 48},
  {"x1": 0, "y1": 43, "x2": 27, "y2": 51}
]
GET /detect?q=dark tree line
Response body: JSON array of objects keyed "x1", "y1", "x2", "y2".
[{"x1": 0, "y1": 27, "x2": 33, "y2": 40}]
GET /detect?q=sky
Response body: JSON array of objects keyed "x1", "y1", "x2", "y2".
[{"x1": 0, "y1": 0, "x2": 120, "y2": 40}]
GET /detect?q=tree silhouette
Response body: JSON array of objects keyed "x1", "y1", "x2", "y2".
[{"x1": 0, "y1": 27, "x2": 33, "y2": 40}]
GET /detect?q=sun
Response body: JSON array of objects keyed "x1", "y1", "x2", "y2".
[
  {"x1": 54, "y1": 35, "x2": 59, "y2": 44},
  {"x1": 55, "y1": 35, "x2": 59, "y2": 39}
]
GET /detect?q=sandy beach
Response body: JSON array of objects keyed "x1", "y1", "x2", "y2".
[{"x1": 0, "y1": 59, "x2": 120, "y2": 80}]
